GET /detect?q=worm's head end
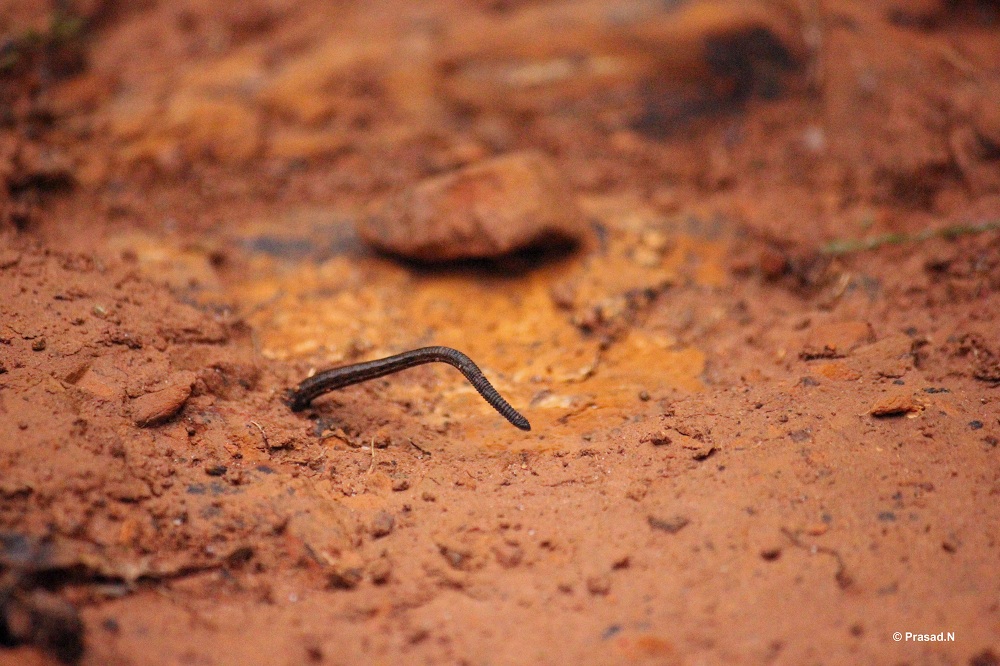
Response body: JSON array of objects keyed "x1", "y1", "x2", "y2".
[{"x1": 284, "y1": 388, "x2": 309, "y2": 412}]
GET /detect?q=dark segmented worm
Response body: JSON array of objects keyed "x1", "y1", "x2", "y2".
[{"x1": 286, "y1": 346, "x2": 530, "y2": 431}]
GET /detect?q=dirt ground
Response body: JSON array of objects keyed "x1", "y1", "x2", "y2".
[{"x1": 2, "y1": 1, "x2": 1000, "y2": 664}]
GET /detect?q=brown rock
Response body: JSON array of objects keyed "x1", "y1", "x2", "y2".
[
  {"x1": 586, "y1": 574, "x2": 611, "y2": 596},
  {"x1": 368, "y1": 557, "x2": 392, "y2": 585},
  {"x1": 640, "y1": 429, "x2": 672, "y2": 446},
  {"x1": 870, "y1": 392, "x2": 920, "y2": 417},
  {"x1": 369, "y1": 511, "x2": 395, "y2": 538},
  {"x1": 854, "y1": 335, "x2": 914, "y2": 379},
  {"x1": 758, "y1": 247, "x2": 789, "y2": 279},
  {"x1": 760, "y1": 546, "x2": 782, "y2": 561},
  {"x1": 689, "y1": 444, "x2": 717, "y2": 461},
  {"x1": 257, "y1": 37, "x2": 385, "y2": 125},
  {"x1": 0, "y1": 251, "x2": 21, "y2": 269},
  {"x1": 357, "y1": 151, "x2": 587, "y2": 261},
  {"x1": 625, "y1": 480, "x2": 649, "y2": 501},
  {"x1": 813, "y1": 362, "x2": 862, "y2": 382},
  {"x1": 493, "y1": 541, "x2": 524, "y2": 569},
  {"x1": 327, "y1": 551, "x2": 365, "y2": 589},
  {"x1": 802, "y1": 321, "x2": 875, "y2": 359},
  {"x1": 805, "y1": 523, "x2": 829, "y2": 536},
  {"x1": 132, "y1": 371, "x2": 197, "y2": 427},
  {"x1": 648, "y1": 515, "x2": 690, "y2": 534}
]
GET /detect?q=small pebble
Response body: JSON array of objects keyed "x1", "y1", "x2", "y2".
[
  {"x1": 690, "y1": 445, "x2": 717, "y2": 461},
  {"x1": 586, "y1": 574, "x2": 611, "y2": 596},
  {"x1": 132, "y1": 371, "x2": 197, "y2": 427},
  {"x1": 801, "y1": 321, "x2": 875, "y2": 359},
  {"x1": 805, "y1": 523, "x2": 828, "y2": 536},
  {"x1": 760, "y1": 547, "x2": 782, "y2": 561},
  {"x1": 493, "y1": 542, "x2": 524, "y2": 568},
  {"x1": 647, "y1": 515, "x2": 690, "y2": 534},
  {"x1": 327, "y1": 552, "x2": 364, "y2": 589},
  {"x1": 640, "y1": 429, "x2": 672, "y2": 446},
  {"x1": 368, "y1": 558, "x2": 392, "y2": 585},
  {"x1": 0, "y1": 251, "x2": 22, "y2": 269},
  {"x1": 369, "y1": 511, "x2": 395, "y2": 538}
]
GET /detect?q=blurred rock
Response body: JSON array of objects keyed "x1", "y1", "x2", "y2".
[
  {"x1": 368, "y1": 511, "x2": 395, "y2": 538},
  {"x1": 327, "y1": 551, "x2": 365, "y2": 589},
  {"x1": 257, "y1": 37, "x2": 386, "y2": 125},
  {"x1": 11, "y1": 144, "x2": 75, "y2": 193},
  {"x1": 166, "y1": 94, "x2": 262, "y2": 163},
  {"x1": 441, "y1": 1, "x2": 804, "y2": 117},
  {"x1": 801, "y1": 321, "x2": 875, "y2": 359},
  {"x1": 357, "y1": 150, "x2": 587, "y2": 261}
]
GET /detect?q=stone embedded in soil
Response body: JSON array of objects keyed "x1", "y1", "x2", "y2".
[
  {"x1": 369, "y1": 511, "x2": 395, "y2": 538},
  {"x1": 853, "y1": 334, "x2": 915, "y2": 378},
  {"x1": 356, "y1": 150, "x2": 587, "y2": 261},
  {"x1": 131, "y1": 371, "x2": 197, "y2": 427},
  {"x1": 647, "y1": 515, "x2": 690, "y2": 534},
  {"x1": 673, "y1": 432, "x2": 716, "y2": 460},
  {"x1": 805, "y1": 523, "x2": 829, "y2": 536},
  {"x1": 758, "y1": 247, "x2": 789, "y2": 279},
  {"x1": 689, "y1": 445, "x2": 717, "y2": 461},
  {"x1": 801, "y1": 321, "x2": 876, "y2": 359},
  {"x1": 327, "y1": 552, "x2": 365, "y2": 589},
  {"x1": 493, "y1": 541, "x2": 524, "y2": 569},
  {"x1": 812, "y1": 361, "x2": 862, "y2": 382},
  {"x1": 760, "y1": 547, "x2": 782, "y2": 561},
  {"x1": 625, "y1": 480, "x2": 649, "y2": 502},
  {"x1": 640, "y1": 429, "x2": 672, "y2": 446},
  {"x1": 586, "y1": 574, "x2": 612, "y2": 596},
  {"x1": 368, "y1": 557, "x2": 392, "y2": 585},
  {"x1": 0, "y1": 251, "x2": 22, "y2": 269},
  {"x1": 870, "y1": 392, "x2": 920, "y2": 417}
]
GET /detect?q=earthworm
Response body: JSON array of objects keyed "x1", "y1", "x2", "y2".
[{"x1": 286, "y1": 346, "x2": 531, "y2": 431}]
